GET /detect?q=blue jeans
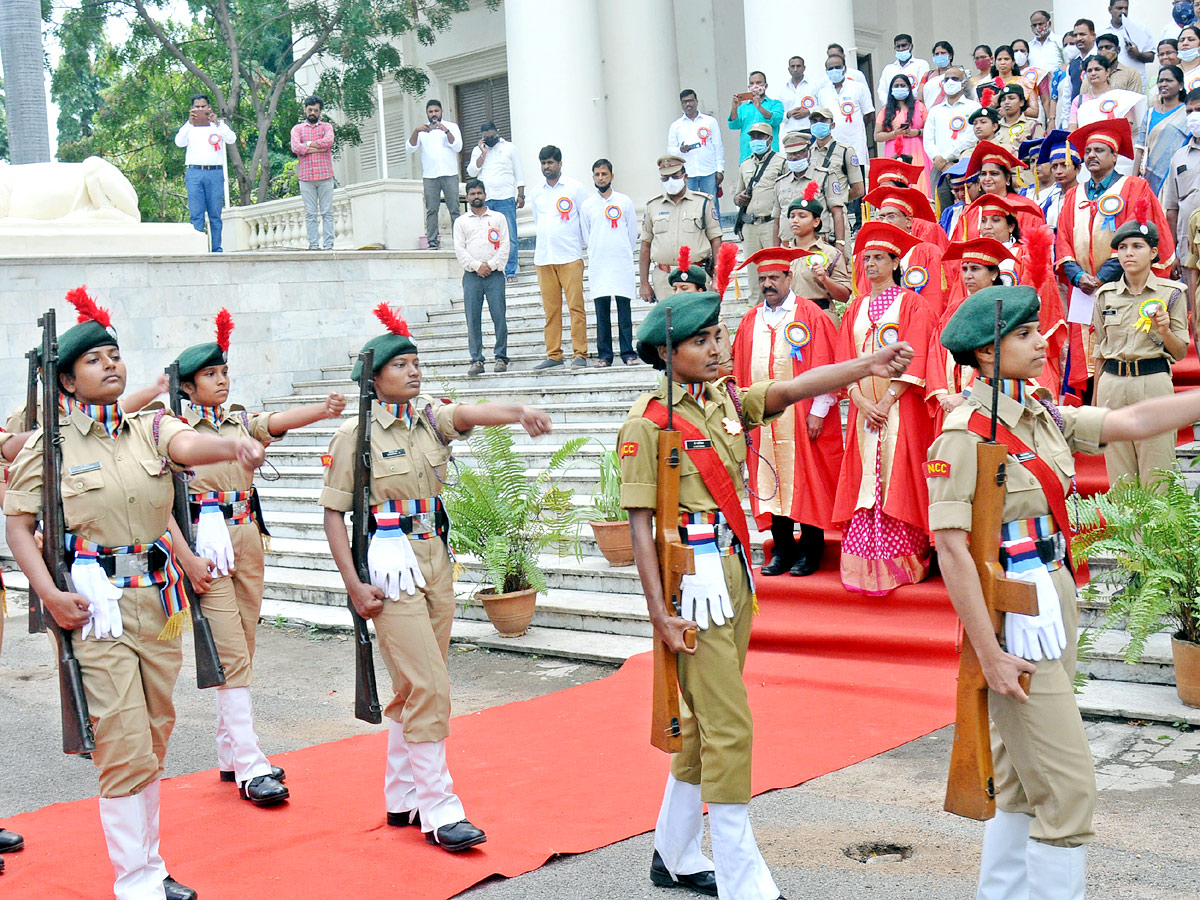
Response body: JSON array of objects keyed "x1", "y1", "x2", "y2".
[
  {"x1": 487, "y1": 197, "x2": 520, "y2": 277},
  {"x1": 185, "y1": 166, "x2": 225, "y2": 252},
  {"x1": 464, "y1": 270, "x2": 509, "y2": 362},
  {"x1": 686, "y1": 172, "x2": 720, "y2": 219},
  {"x1": 594, "y1": 296, "x2": 634, "y2": 363}
]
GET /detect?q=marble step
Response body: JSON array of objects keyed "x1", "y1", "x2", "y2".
[{"x1": 268, "y1": 420, "x2": 626, "y2": 448}]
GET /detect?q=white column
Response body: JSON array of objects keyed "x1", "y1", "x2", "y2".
[
  {"x1": 505, "y1": 0, "x2": 609, "y2": 192},
  {"x1": 741, "y1": 0, "x2": 856, "y2": 93},
  {"x1": 600, "y1": 0, "x2": 681, "y2": 206}
]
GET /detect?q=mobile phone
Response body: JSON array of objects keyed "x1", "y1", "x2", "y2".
[{"x1": 735, "y1": 91, "x2": 753, "y2": 103}]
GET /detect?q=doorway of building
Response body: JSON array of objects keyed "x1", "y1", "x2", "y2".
[{"x1": 455, "y1": 74, "x2": 511, "y2": 181}]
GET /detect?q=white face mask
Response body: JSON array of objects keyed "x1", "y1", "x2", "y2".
[
  {"x1": 1181, "y1": 46, "x2": 1200, "y2": 62},
  {"x1": 942, "y1": 78, "x2": 963, "y2": 95},
  {"x1": 663, "y1": 176, "x2": 685, "y2": 195},
  {"x1": 1064, "y1": 43, "x2": 1082, "y2": 62},
  {"x1": 1014, "y1": 50, "x2": 1029, "y2": 66},
  {"x1": 1188, "y1": 111, "x2": 1200, "y2": 137},
  {"x1": 787, "y1": 158, "x2": 810, "y2": 173}
]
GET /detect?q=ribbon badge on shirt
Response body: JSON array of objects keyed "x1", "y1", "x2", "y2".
[
  {"x1": 1009, "y1": 122, "x2": 1026, "y2": 140},
  {"x1": 698, "y1": 126, "x2": 711, "y2": 145},
  {"x1": 999, "y1": 269, "x2": 1019, "y2": 287},
  {"x1": 801, "y1": 96, "x2": 816, "y2": 109},
  {"x1": 1135, "y1": 299, "x2": 1164, "y2": 332},
  {"x1": 949, "y1": 115, "x2": 967, "y2": 139},
  {"x1": 603, "y1": 205, "x2": 621, "y2": 229},
  {"x1": 1096, "y1": 193, "x2": 1125, "y2": 230},
  {"x1": 902, "y1": 265, "x2": 929, "y2": 292},
  {"x1": 875, "y1": 322, "x2": 901, "y2": 349},
  {"x1": 557, "y1": 197, "x2": 574, "y2": 221},
  {"x1": 784, "y1": 320, "x2": 811, "y2": 361},
  {"x1": 208, "y1": 132, "x2": 223, "y2": 152},
  {"x1": 840, "y1": 100, "x2": 856, "y2": 123},
  {"x1": 487, "y1": 226, "x2": 501, "y2": 249},
  {"x1": 806, "y1": 250, "x2": 830, "y2": 270},
  {"x1": 1098, "y1": 97, "x2": 1119, "y2": 119}
]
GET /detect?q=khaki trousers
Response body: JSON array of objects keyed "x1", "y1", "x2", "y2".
[
  {"x1": 671, "y1": 554, "x2": 755, "y2": 805},
  {"x1": 1094, "y1": 369, "x2": 1176, "y2": 486},
  {"x1": 537, "y1": 260, "x2": 588, "y2": 360},
  {"x1": 740, "y1": 221, "x2": 777, "y2": 304},
  {"x1": 374, "y1": 538, "x2": 456, "y2": 743},
  {"x1": 73, "y1": 586, "x2": 183, "y2": 798},
  {"x1": 197, "y1": 522, "x2": 265, "y2": 689}
]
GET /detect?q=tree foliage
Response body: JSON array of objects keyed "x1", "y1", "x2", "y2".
[{"x1": 0, "y1": 78, "x2": 9, "y2": 161}]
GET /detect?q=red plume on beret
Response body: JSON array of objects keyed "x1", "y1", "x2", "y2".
[
  {"x1": 65, "y1": 286, "x2": 112, "y2": 329},
  {"x1": 1135, "y1": 197, "x2": 1150, "y2": 227},
  {"x1": 677, "y1": 245, "x2": 691, "y2": 273},
  {"x1": 373, "y1": 302, "x2": 412, "y2": 337},
  {"x1": 980, "y1": 88, "x2": 995, "y2": 108},
  {"x1": 803, "y1": 180, "x2": 820, "y2": 202},
  {"x1": 713, "y1": 242, "x2": 738, "y2": 298},
  {"x1": 215, "y1": 308, "x2": 234, "y2": 353}
]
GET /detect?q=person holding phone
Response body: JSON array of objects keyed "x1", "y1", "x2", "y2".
[
  {"x1": 728, "y1": 71, "x2": 784, "y2": 162},
  {"x1": 174, "y1": 93, "x2": 235, "y2": 252},
  {"x1": 407, "y1": 99, "x2": 464, "y2": 250}
]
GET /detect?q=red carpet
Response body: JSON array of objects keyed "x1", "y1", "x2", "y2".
[{"x1": 3, "y1": 567, "x2": 961, "y2": 900}]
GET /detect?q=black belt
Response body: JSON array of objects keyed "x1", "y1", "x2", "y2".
[
  {"x1": 1001, "y1": 533, "x2": 1067, "y2": 567},
  {"x1": 188, "y1": 164, "x2": 223, "y2": 170},
  {"x1": 813, "y1": 298, "x2": 831, "y2": 309},
  {"x1": 1103, "y1": 357, "x2": 1170, "y2": 377},
  {"x1": 747, "y1": 215, "x2": 773, "y2": 225}
]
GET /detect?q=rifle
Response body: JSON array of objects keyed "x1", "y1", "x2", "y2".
[
  {"x1": 943, "y1": 291, "x2": 1038, "y2": 820},
  {"x1": 38, "y1": 309, "x2": 96, "y2": 756},
  {"x1": 349, "y1": 350, "x2": 382, "y2": 724},
  {"x1": 650, "y1": 308, "x2": 697, "y2": 753},
  {"x1": 25, "y1": 347, "x2": 46, "y2": 635},
  {"x1": 166, "y1": 362, "x2": 226, "y2": 690}
]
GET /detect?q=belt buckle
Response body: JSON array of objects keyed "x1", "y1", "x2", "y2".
[
  {"x1": 229, "y1": 499, "x2": 250, "y2": 520},
  {"x1": 408, "y1": 512, "x2": 435, "y2": 535},
  {"x1": 716, "y1": 526, "x2": 734, "y2": 552},
  {"x1": 113, "y1": 551, "x2": 151, "y2": 579}
]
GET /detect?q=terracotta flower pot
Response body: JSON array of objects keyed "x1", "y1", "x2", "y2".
[
  {"x1": 475, "y1": 587, "x2": 538, "y2": 637},
  {"x1": 1172, "y1": 633, "x2": 1200, "y2": 708},
  {"x1": 590, "y1": 520, "x2": 634, "y2": 567}
]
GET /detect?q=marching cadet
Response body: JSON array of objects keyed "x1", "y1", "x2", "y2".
[
  {"x1": 929, "y1": 284, "x2": 1200, "y2": 900},
  {"x1": 772, "y1": 131, "x2": 849, "y2": 247},
  {"x1": 639, "y1": 155, "x2": 724, "y2": 303},
  {"x1": 174, "y1": 310, "x2": 346, "y2": 806},
  {"x1": 320, "y1": 303, "x2": 553, "y2": 853},
  {"x1": 621, "y1": 292, "x2": 914, "y2": 900},
  {"x1": 784, "y1": 185, "x2": 853, "y2": 325},
  {"x1": 733, "y1": 122, "x2": 788, "y2": 302},
  {"x1": 1092, "y1": 215, "x2": 1190, "y2": 485},
  {"x1": 4, "y1": 288, "x2": 266, "y2": 900}
]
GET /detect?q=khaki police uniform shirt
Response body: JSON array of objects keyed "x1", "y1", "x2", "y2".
[
  {"x1": 787, "y1": 238, "x2": 853, "y2": 301},
  {"x1": 183, "y1": 405, "x2": 278, "y2": 495},
  {"x1": 4, "y1": 406, "x2": 193, "y2": 548},
  {"x1": 617, "y1": 378, "x2": 777, "y2": 512},
  {"x1": 1092, "y1": 273, "x2": 1189, "y2": 362},
  {"x1": 319, "y1": 396, "x2": 468, "y2": 512},
  {"x1": 735, "y1": 153, "x2": 788, "y2": 219},
  {"x1": 808, "y1": 138, "x2": 863, "y2": 233},
  {"x1": 640, "y1": 189, "x2": 723, "y2": 267},
  {"x1": 5, "y1": 406, "x2": 28, "y2": 435},
  {"x1": 772, "y1": 172, "x2": 846, "y2": 224},
  {"x1": 1161, "y1": 139, "x2": 1200, "y2": 251}
]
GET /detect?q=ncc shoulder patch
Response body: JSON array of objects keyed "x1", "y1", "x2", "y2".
[
  {"x1": 923, "y1": 459, "x2": 952, "y2": 478},
  {"x1": 321, "y1": 453, "x2": 333, "y2": 468},
  {"x1": 620, "y1": 441, "x2": 639, "y2": 458}
]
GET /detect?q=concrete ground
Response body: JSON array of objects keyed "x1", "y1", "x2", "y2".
[{"x1": 2, "y1": 615, "x2": 1199, "y2": 899}]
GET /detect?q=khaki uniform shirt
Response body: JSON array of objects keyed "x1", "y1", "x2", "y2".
[
  {"x1": 787, "y1": 238, "x2": 853, "y2": 303},
  {"x1": 1092, "y1": 273, "x2": 1189, "y2": 362},
  {"x1": 772, "y1": 172, "x2": 846, "y2": 224},
  {"x1": 808, "y1": 138, "x2": 863, "y2": 233},
  {"x1": 618, "y1": 378, "x2": 776, "y2": 512},
  {"x1": 4, "y1": 406, "x2": 192, "y2": 548},
  {"x1": 5, "y1": 406, "x2": 28, "y2": 435},
  {"x1": 640, "y1": 190, "x2": 723, "y2": 267},
  {"x1": 995, "y1": 116, "x2": 1042, "y2": 153},
  {"x1": 735, "y1": 153, "x2": 788, "y2": 219},
  {"x1": 319, "y1": 396, "x2": 468, "y2": 512},
  {"x1": 1161, "y1": 139, "x2": 1200, "y2": 251},
  {"x1": 183, "y1": 405, "x2": 278, "y2": 494}
]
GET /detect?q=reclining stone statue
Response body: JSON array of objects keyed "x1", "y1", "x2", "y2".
[{"x1": 0, "y1": 156, "x2": 141, "y2": 222}]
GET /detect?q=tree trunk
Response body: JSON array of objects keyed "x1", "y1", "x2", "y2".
[{"x1": 0, "y1": 0, "x2": 51, "y2": 163}]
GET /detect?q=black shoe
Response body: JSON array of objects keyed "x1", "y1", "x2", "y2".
[
  {"x1": 239, "y1": 774, "x2": 290, "y2": 807},
  {"x1": 0, "y1": 830, "x2": 23, "y2": 853},
  {"x1": 533, "y1": 358, "x2": 564, "y2": 370},
  {"x1": 425, "y1": 819, "x2": 487, "y2": 852},
  {"x1": 649, "y1": 850, "x2": 718, "y2": 896},
  {"x1": 386, "y1": 809, "x2": 421, "y2": 828},
  {"x1": 221, "y1": 765, "x2": 285, "y2": 783},
  {"x1": 760, "y1": 553, "x2": 796, "y2": 577},
  {"x1": 789, "y1": 556, "x2": 821, "y2": 576},
  {"x1": 163, "y1": 875, "x2": 197, "y2": 900}
]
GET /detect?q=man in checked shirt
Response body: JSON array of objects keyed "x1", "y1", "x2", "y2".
[{"x1": 290, "y1": 95, "x2": 337, "y2": 250}]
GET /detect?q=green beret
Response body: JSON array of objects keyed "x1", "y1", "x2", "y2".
[
  {"x1": 940, "y1": 286, "x2": 1040, "y2": 353},
  {"x1": 636, "y1": 292, "x2": 721, "y2": 369},
  {"x1": 668, "y1": 265, "x2": 709, "y2": 288},
  {"x1": 788, "y1": 193, "x2": 824, "y2": 219},
  {"x1": 1112, "y1": 217, "x2": 1159, "y2": 249},
  {"x1": 968, "y1": 107, "x2": 999, "y2": 124},
  {"x1": 350, "y1": 332, "x2": 419, "y2": 383},
  {"x1": 176, "y1": 343, "x2": 226, "y2": 380},
  {"x1": 58, "y1": 320, "x2": 119, "y2": 373}
]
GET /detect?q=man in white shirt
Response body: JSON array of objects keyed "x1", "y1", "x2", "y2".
[
  {"x1": 779, "y1": 56, "x2": 820, "y2": 136},
  {"x1": 582, "y1": 160, "x2": 639, "y2": 366},
  {"x1": 467, "y1": 121, "x2": 525, "y2": 282},
  {"x1": 174, "y1": 93, "x2": 236, "y2": 252},
  {"x1": 666, "y1": 89, "x2": 725, "y2": 217},
  {"x1": 817, "y1": 56, "x2": 874, "y2": 170},
  {"x1": 1107, "y1": 0, "x2": 1156, "y2": 83},
  {"x1": 924, "y1": 68, "x2": 981, "y2": 208},
  {"x1": 406, "y1": 98, "x2": 464, "y2": 250},
  {"x1": 1029, "y1": 10, "x2": 1065, "y2": 115},
  {"x1": 531, "y1": 146, "x2": 592, "y2": 369},
  {"x1": 875, "y1": 34, "x2": 931, "y2": 109},
  {"x1": 453, "y1": 179, "x2": 510, "y2": 376}
]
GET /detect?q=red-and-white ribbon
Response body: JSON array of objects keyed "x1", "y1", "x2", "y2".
[
  {"x1": 557, "y1": 197, "x2": 573, "y2": 221},
  {"x1": 605, "y1": 205, "x2": 621, "y2": 229},
  {"x1": 840, "y1": 100, "x2": 855, "y2": 123},
  {"x1": 698, "y1": 126, "x2": 711, "y2": 146},
  {"x1": 949, "y1": 115, "x2": 967, "y2": 139},
  {"x1": 208, "y1": 133, "x2": 223, "y2": 151},
  {"x1": 487, "y1": 226, "x2": 501, "y2": 249}
]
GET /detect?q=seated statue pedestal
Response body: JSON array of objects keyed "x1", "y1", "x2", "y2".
[{"x1": 0, "y1": 220, "x2": 209, "y2": 257}]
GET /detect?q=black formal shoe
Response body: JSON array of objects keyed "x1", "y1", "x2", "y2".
[
  {"x1": 760, "y1": 553, "x2": 796, "y2": 577},
  {"x1": 0, "y1": 830, "x2": 23, "y2": 853},
  {"x1": 789, "y1": 556, "x2": 821, "y2": 577},
  {"x1": 425, "y1": 819, "x2": 487, "y2": 852},
  {"x1": 649, "y1": 850, "x2": 718, "y2": 896},
  {"x1": 163, "y1": 875, "x2": 198, "y2": 900},
  {"x1": 221, "y1": 765, "x2": 285, "y2": 783},
  {"x1": 239, "y1": 774, "x2": 290, "y2": 807},
  {"x1": 386, "y1": 809, "x2": 421, "y2": 828}
]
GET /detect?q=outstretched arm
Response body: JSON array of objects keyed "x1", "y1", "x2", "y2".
[
  {"x1": 453, "y1": 403, "x2": 553, "y2": 437},
  {"x1": 1100, "y1": 388, "x2": 1200, "y2": 443},
  {"x1": 120, "y1": 374, "x2": 169, "y2": 413},
  {"x1": 167, "y1": 432, "x2": 265, "y2": 468},
  {"x1": 267, "y1": 392, "x2": 346, "y2": 437},
  {"x1": 764, "y1": 342, "x2": 914, "y2": 414}
]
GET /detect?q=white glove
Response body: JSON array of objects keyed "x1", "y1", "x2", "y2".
[
  {"x1": 195, "y1": 505, "x2": 236, "y2": 575},
  {"x1": 678, "y1": 551, "x2": 734, "y2": 630},
  {"x1": 72, "y1": 556, "x2": 124, "y2": 640},
  {"x1": 1004, "y1": 564, "x2": 1067, "y2": 661},
  {"x1": 368, "y1": 531, "x2": 426, "y2": 600}
]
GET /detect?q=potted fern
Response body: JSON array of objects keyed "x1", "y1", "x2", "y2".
[
  {"x1": 1073, "y1": 468, "x2": 1200, "y2": 707},
  {"x1": 443, "y1": 425, "x2": 586, "y2": 637},
  {"x1": 588, "y1": 443, "x2": 633, "y2": 567}
]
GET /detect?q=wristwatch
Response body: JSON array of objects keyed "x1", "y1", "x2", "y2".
[{"x1": 887, "y1": 387, "x2": 899, "y2": 398}]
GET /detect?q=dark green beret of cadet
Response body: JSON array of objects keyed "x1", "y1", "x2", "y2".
[
  {"x1": 1112, "y1": 217, "x2": 1159, "y2": 248},
  {"x1": 350, "y1": 332, "x2": 419, "y2": 383},
  {"x1": 940, "y1": 285, "x2": 1040, "y2": 352},
  {"x1": 58, "y1": 320, "x2": 118, "y2": 373},
  {"x1": 968, "y1": 107, "x2": 1000, "y2": 124},
  {"x1": 788, "y1": 193, "x2": 824, "y2": 218},
  {"x1": 636, "y1": 291, "x2": 722, "y2": 369},
  {"x1": 176, "y1": 343, "x2": 225, "y2": 380},
  {"x1": 668, "y1": 265, "x2": 709, "y2": 288}
]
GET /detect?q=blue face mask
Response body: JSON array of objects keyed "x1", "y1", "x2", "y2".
[
  {"x1": 932, "y1": 53, "x2": 951, "y2": 67},
  {"x1": 827, "y1": 68, "x2": 845, "y2": 84},
  {"x1": 811, "y1": 122, "x2": 832, "y2": 139},
  {"x1": 749, "y1": 139, "x2": 770, "y2": 155},
  {"x1": 1175, "y1": 0, "x2": 1196, "y2": 26},
  {"x1": 896, "y1": 48, "x2": 912, "y2": 63},
  {"x1": 892, "y1": 86, "x2": 911, "y2": 100}
]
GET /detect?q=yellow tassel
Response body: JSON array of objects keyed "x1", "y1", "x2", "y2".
[
  {"x1": 157, "y1": 608, "x2": 193, "y2": 641},
  {"x1": 1, "y1": 586, "x2": 7, "y2": 617},
  {"x1": 453, "y1": 560, "x2": 464, "y2": 582},
  {"x1": 752, "y1": 591, "x2": 759, "y2": 616},
  {"x1": 261, "y1": 534, "x2": 271, "y2": 554}
]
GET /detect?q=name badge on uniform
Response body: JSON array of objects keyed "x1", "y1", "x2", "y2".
[
  {"x1": 1014, "y1": 451, "x2": 1037, "y2": 462},
  {"x1": 684, "y1": 439, "x2": 713, "y2": 450},
  {"x1": 382, "y1": 448, "x2": 407, "y2": 458},
  {"x1": 1179, "y1": 164, "x2": 1188, "y2": 175},
  {"x1": 69, "y1": 461, "x2": 102, "y2": 475},
  {"x1": 1102, "y1": 308, "x2": 1118, "y2": 315}
]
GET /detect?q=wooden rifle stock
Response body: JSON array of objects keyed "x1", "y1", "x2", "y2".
[
  {"x1": 349, "y1": 351, "x2": 383, "y2": 724},
  {"x1": 25, "y1": 347, "x2": 46, "y2": 634},
  {"x1": 166, "y1": 363, "x2": 226, "y2": 690}
]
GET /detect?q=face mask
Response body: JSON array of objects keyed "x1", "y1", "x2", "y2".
[
  {"x1": 306, "y1": 114, "x2": 320, "y2": 124},
  {"x1": 1188, "y1": 111, "x2": 1200, "y2": 137},
  {"x1": 896, "y1": 49, "x2": 912, "y2": 62},
  {"x1": 1175, "y1": 0, "x2": 1197, "y2": 26},
  {"x1": 933, "y1": 53, "x2": 951, "y2": 68},
  {"x1": 827, "y1": 68, "x2": 845, "y2": 84},
  {"x1": 484, "y1": 136, "x2": 500, "y2": 147},
  {"x1": 1033, "y1": 23, "x2": 1052, "y2": 39},
  {"x1": 787, "y1": 158, "x2": 810, "y2": 173},
  {"x1": 749, "y1": 83, "x2": 766, "y2": 96},
  {"x1": 811, "y1": 122, "x2": 832, "y2": 139},
  {"x1": 891, "y1": 86, "x2": 911, "y2": 101},
  {"x1": 1014, "y1": 50, "x2": 1029, "y2": 66},
  {"x1": 1063, "y1": 44, "x2": 1081, "y2": 62},
  {"x1": 975, "y1": 57, "x2": 992, "y2": 71},
  {"x1": 663, "y1": 176, "x2": 685, "y2": 194},
  {"x1": 1182, "y1": 46, "x2": 1200, "y2": 61},
  {"x1": 942, "y1": 78, "x2": 964, "y2": 95},
  {"x1": 749, "y1": 139, "x2": 770, "y2": 155}
]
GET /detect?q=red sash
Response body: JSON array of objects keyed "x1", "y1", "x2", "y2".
[
  {"x1": 643, "y1": 399, "x2": 753, "y2": 553},
  {"x1": 967, "y1": 411, "x2": 1074, "y2": 569}
]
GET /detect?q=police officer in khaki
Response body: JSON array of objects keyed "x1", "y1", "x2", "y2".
[
  {"x1": 783, "y1": 190, "x2": 852, "y2": 326},
  {"x1": 639, "y1": 155, "x2": 723, "y2": 304},
  {"x1": 621, "y1": 292, "x2": 914, "y2": 900},
  {"x1": 734, "y1": 122, "x2": 788, "y2": 302},
  {"x1": 772, "y1": 131, "x2": 848, "y2": 247},
  {"x1": 1091, "y1": 218, "x2": 1190, "y2": 485},
  {"x1": 807, "y1": 106, "x2": 864, "y2": 236},
  {"x1": 929, "y1": 285, "x2": 1200, "y2": 900},
  {"x1": 174, "y1": 310, "x2": 346, "y2": 807},
  {"x1": 321, "y1": 303, "x2": 553, "y2": 853},
  {"x1": 4, "y1": 288, "x2": 265, "y2": 900}
]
